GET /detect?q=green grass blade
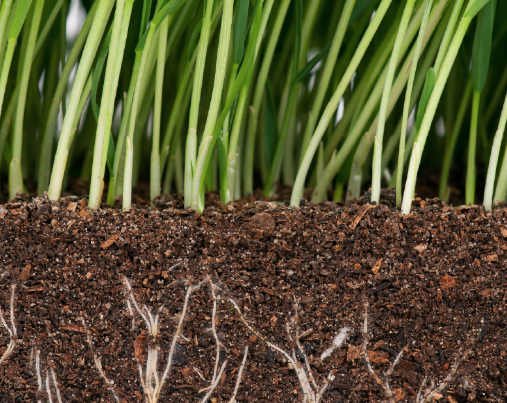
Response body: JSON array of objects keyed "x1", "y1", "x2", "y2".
[
  {"x1": 37, "y1": 0, "x2": 100, "y2": 195},
  {"x1": 140, "y1": 0, "x2": 153, "y2": 39},
  {"x1": 492, "y1": 91, "x2": 507, "y2": 203},
  {"x1": 151, "y1": 14, "x2": 169, "y2": 206},
  {"x1": 0, "y1": 0, "x2": 14, "y2": 61},
  {"x1": 184, "y1": 0, "x2": 214, "y2": 207},
  {"x1": 10, "y1": 0, "x2": 45, "y2": 199},
  {"x1": 466, "y1": 90, "x2": 480, "y2": 205},
  {"x1": 233, "y1": 0, "x2": 249, "y2": 64},
  {"x1": 396, "y1": 0, "x2": 433, "y2": 206},
  {"x1": 371, "y1": 0, "x2": 417, "y2": 204},
  {"x1": 415, "y1": 68, "x2": 436, "y2": 133},
  {"x1": 290, "y1": 0, "x2": 394, "y2": 207},
  {"x1": 243, "y1": 0, "x2": 290, "y2": 196},
  {"x1": 438, "y1": 78, "x2": 472, "y2": 201},
  {"x1": 471, "y1": 0, "x2": 495, "y2": 92},
  {"x1": 90, "y1": 0, "x2": 135, "y2": 209},
  {"x1": 401, "y1": 0, "x2": 479, "y2": 215},
  {"x1": 48, "y1": 0, "x2": 115, "y2": 200},
  {"x1": 191, "y1": 0, "x2": 234, "y2": 211},
  {"x1": 7, "y1": 0, "x2": 33, "y2": 41}
]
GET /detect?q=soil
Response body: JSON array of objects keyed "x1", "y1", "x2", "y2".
[{"x1": 0, "y1": 190, "x2": 506, "y2": 402}]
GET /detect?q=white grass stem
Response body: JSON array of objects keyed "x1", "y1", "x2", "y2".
[
  {"x1": 122, "y1": 137, "x2": 133, "y2": 211},
  {"x1": 184, "y1": 0, "x2": 215, "y2": 207},
  {"x1": 48, "y1": 0, "x2": 114, "y2": 200},
  {"x1": 191, "y1": 0, "x2": 234, "y2": 211},
  {"x1": 396, "y1": 0, "x2": 433, "y2": 206}
]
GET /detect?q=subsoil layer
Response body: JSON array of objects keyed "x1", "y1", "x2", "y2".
[{"x1": 0, "y1": 192, "x2": 506, "y2": 402}]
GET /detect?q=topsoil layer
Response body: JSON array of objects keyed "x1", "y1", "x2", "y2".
[{"x1": 0, "y1": 192, "x2": 506, "y2": 402}]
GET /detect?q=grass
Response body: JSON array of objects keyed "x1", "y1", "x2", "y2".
[{"x1": 0, "y1": 0, "x2": 506, "y2": 213}]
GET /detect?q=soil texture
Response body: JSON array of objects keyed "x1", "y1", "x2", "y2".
[{"x1": 0, "y1": 191, "x2": 506, "y2": 402}]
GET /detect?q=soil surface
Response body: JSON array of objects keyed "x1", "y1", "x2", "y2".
[{"x1": 0, "y1": 191, "x2": 506, "y2": 402}]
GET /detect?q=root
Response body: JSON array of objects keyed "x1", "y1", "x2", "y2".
[
  {"x1": 364, "y1": 300, "x2": 478, "y2": 403},
  {"x1": 0, "y1": 284, "x2": 17, "y2": 366},
  {"x1": 124, "y1": 276, "x2": 206, "y2": 403},
  {"x1": 34, "y1": 349, "x2": 64, "y2": 403},
  {"x1": 228, "y1": 346, "x2": 249, "y2": 403},
  {"x1": 230, "y1": 298, "x2": 344, "y2": 403},
  {"x1": 81, "y1": 318, "x2": 120, "y2": 402},
  {"x1": 416, "y1": 348, "x2": 469, "y2": 403},
  {"x1": 362, "y1": 301, "x2": 408, "y2": 403}
]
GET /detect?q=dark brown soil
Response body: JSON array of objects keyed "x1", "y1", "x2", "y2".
[{"x1": 0, "y1": 191, "x2": 506, "y2": 402}]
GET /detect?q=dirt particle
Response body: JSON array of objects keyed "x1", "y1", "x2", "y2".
[
  {"x1": 436, "y1": 289, "x2": 443, "y2": 302},
  {"x1": 349, "y1": 204, "x2": 372, "y2": 229},
  {"x1": 245, "y1": 212, "x2": 276, "y2": 235},
  {"x1": 368, "y1": 350, "x2": 389, "y2": 364},
  {"x1": 485, "y1": 254, "x2": 498, "y2": 262},
  {"x1": 372, "y1": 259, "x2": 382, "y2": 275},
  {"x1": 19, "y1": 264, "x2": 31, "y2": 281},
  {"x1": 301, "y1": 296, "x2": 314, "y2": 305},
  {"x1": 414, "y1": 244, "x2": 427, "y2": 253},
  {"x1": 439, "y1": 275, "x2": 458, "y2": 290},
  {"x1": 347, "y1": 345, "x2": 360, "y2": 362},
  {"x1": 101, "y1": 233, "x2": 120, "y2": 249},
  {"x1": 393, "y1": 388, "x2": 405, "y2": 402}
]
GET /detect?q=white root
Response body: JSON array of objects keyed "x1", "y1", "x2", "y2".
[
  {"x1": 34, "y1": 350, "x2": 64, "y2": 403},
  {"x1": 416, "y1": 348, "x2": 469, "y2": 403},
  {"x1": 0, "y1": 285, "x2": 17, "y2": 366},
  {"x1": 364, "y1": 301, "x2": 475, "y2": 403},
  {"x1": 124, "y1": 276, "x2": 207, "y2": 403},
  {"x1": 200, "y1": 359, "x2": 228, "y2": 403},
  {"x1": 85, "y1": 276, "x2": 249, "y2": 402},
  {"x1": 36, "y1": 350, "x2": 43, "y2": 403},
  {"x1": 228, "y1": 345, "x2": 249, "y2": 403},
  {"x1": 200, "y1": 276, "x2": 227, "y2": 394},
  {"x1": 320, "y1": 327, "x2": 351, "y2": 361},
  {"x1": 362, "y1": 301, "x2": 407, "y2": 403},
  {"x1": 81, "y1": 318, "x2": 120, "y2": 403},
  {"x1": 230, "y1": 298, "x2": 338, "y2": 403}
]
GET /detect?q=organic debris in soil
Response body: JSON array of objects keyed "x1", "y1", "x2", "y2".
[{"x1": 0, "y1": 192, "x2": 506, "y2": 402}]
